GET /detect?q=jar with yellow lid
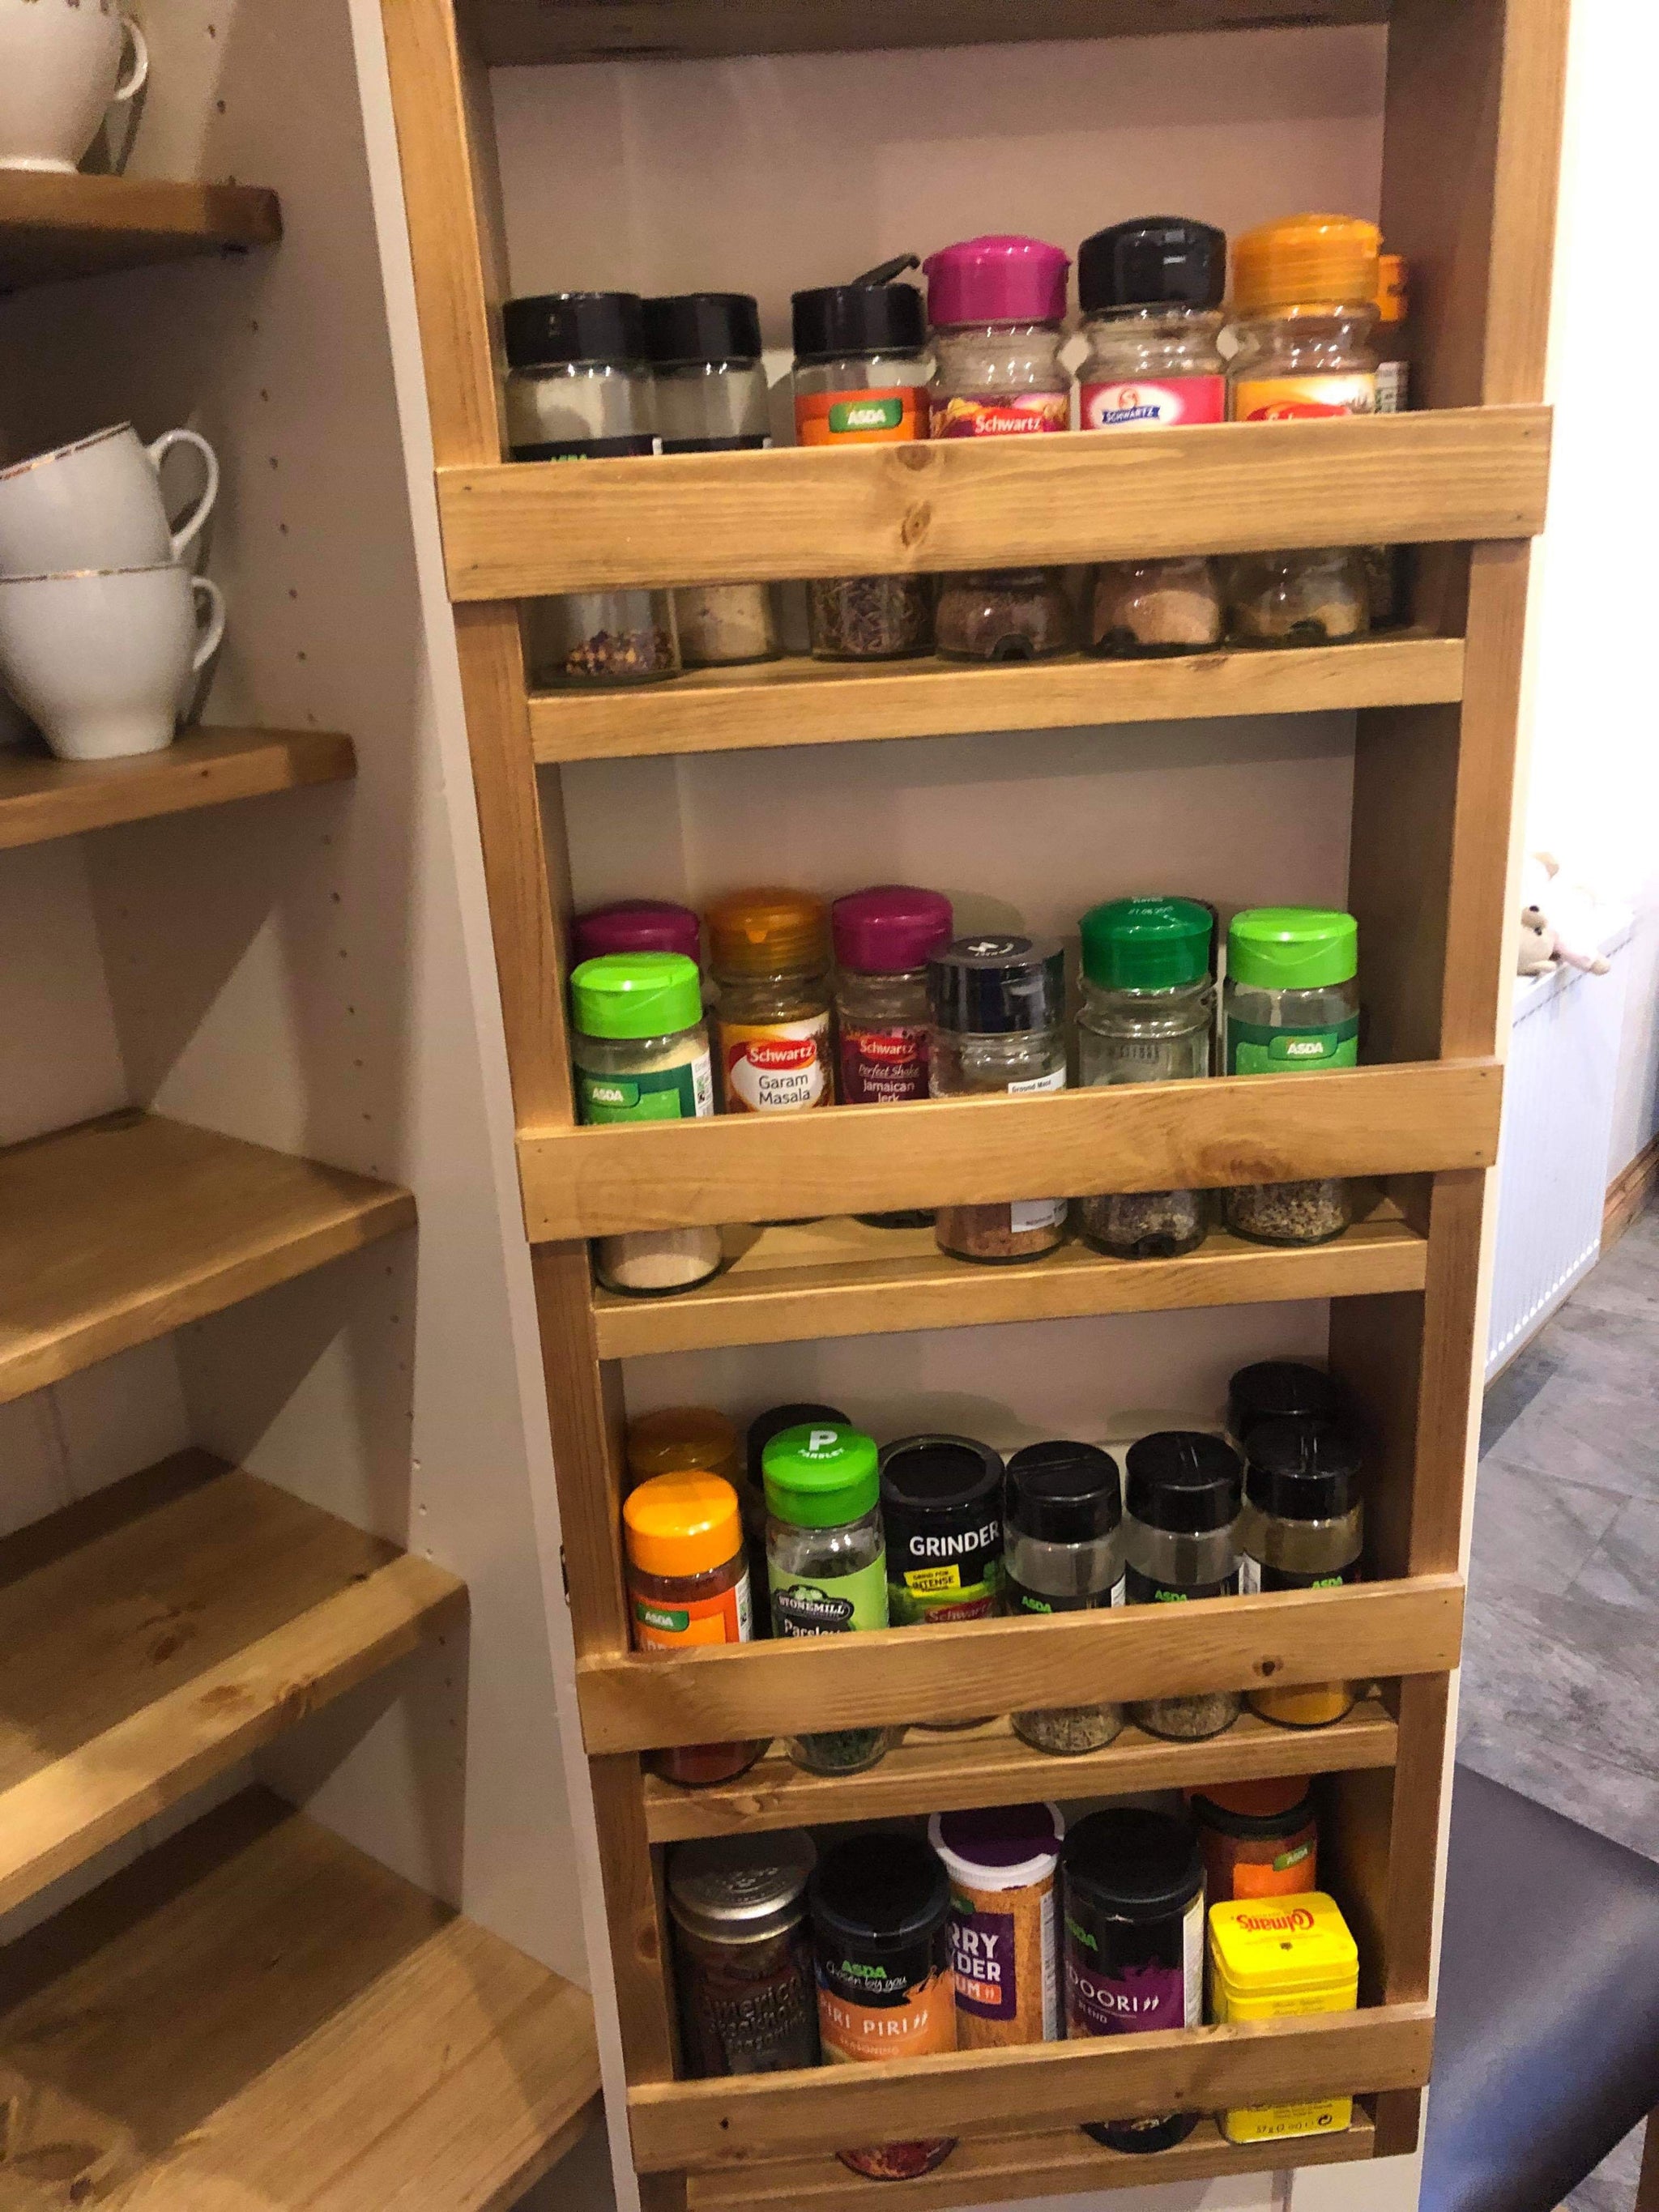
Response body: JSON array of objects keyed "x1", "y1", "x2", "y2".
[
  {"x1": 1207, "y1": 1891, "x2": 1358, "y2": 2143},
  {"x1": 623, "y1": 1471, "x2": 765, "y2": 1788},
  {"x1": 706, "y1": 889, "x2": 834, "y2": 1115},
  {"x1": 626, "y1": 1406, "x2": 742, "y2": 1492}
]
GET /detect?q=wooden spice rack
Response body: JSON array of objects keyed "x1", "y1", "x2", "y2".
[{"x1": 377, "y1": 0, "x2": 1567, "y2": 2199}]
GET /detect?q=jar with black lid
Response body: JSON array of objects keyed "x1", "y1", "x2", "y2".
[
  {"x1": 880, "y1": 1432, "x2": 1004, "y2": 1731},
  {"x1": 502, "y1": 291, "x2": 680, "y2": 688},
  {"x1": 1123, "y1": 1430, "x2": 1244, "y2": 1741},
  {"x1": 1227, "y1": 1359, "x2": 1344, "y2": 1448},
  {"x1": 1003, "y1": 1440, "x2": 1125, "y2": 1755},
  {"x1": 668, "y1": 1830, "x2": 821, "y2": 2076},
  {"x1": 1239, "y1": 1416, "x2": 1364, "y2": 1728}
]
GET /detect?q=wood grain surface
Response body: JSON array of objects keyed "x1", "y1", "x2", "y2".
[
  {"x1": 0, "y1": 727, "x2": 353, "y2": 850},
  {"x1": 0, "y1": 171, "x2": 281, "y2": 291}
]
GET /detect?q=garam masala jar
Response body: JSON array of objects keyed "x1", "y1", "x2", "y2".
[{"x1": 706, "y1": 889, "x2": 834, "y2": 1115}]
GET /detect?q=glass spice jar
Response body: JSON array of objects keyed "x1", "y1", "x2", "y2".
[
  {"x1": 1190, "y1": 1778, "x2": 1319, "y2": 1903},
  {"x1": 573, "y1": 898, "x2": 701, "y2": 968},
  {"x1": 1122, "y1": 1430, "x2": 1245, "y2": 1742},
  {"x1": 706, "y1": 889, "x2": 833, "y2": 1115},
  {"x1": 744, "y1": 1401, "x2": 849, "y2": 1630},
  {"x1": 930, "y1": 935, "x2": 1068, "y2": 1263},
  {"x1": 627, "y1": 1406, "x2": 742, "y2": 1494},
  {"x1": 1364, "y1": 253, "x2": 1412, "y2": 629},
  {"x1": 1226, "y1": 1359, "x2": 1344, "y2": 1451},
  {"x1": 1003, "y1": 1440, "x2": 1125, "y2": 1756},
  {"x1": 833, "y1": 884, "x2": 953, "y2": 1228},
  {"x1": 501, "y1": 292, "x2": 680, "y2": 687},
  {"x1": 667, "y1": 1831, "x2": 821, "y2": 2076},
  {"x1": 623, "y1": 1473, "x2": 765, "y2": 1788},
  {"x1": 1076, "y1": 897, "x2": 1213, "y2": 1259},
  {"x1": 1239, "y1": 1417, "x2": 1364, "y2": 1728},
  {"x1": 1077, "y1": 216, "x2": 1227, "y2": 657}
]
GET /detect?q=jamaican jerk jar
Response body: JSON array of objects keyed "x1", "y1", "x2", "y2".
[
  {"x1": 668, "y1": 1830, "x2": 821, "y2": 2075},
  {"x1": 833, "y1": 884, "x2": 954, "y2": 1227}
]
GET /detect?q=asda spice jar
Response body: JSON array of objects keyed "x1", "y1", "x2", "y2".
[
  {"x1": 668, "y1": 1831, "x2": 821, "y2": 2075},
  {"x1": 1239, "y1": 1417, "x2": 1363, "y2": 1727},
  {"x1": 811, "y1": 1832, "x2": 957, "y2": 2179},
  {"x1": 833, "y1": 884, "x2": 953, "y2": 1229},
  {"x1": 623, "y1": 1473, "x2": 763, "y2": 1788},
  {"x1": 1191, "y1": 1779, "x2": 1319, "y2": 1903},
  {"x1": 929, "y1": 1803, "x2": 1064, "y2": 2048},
  {"x1": 1123, "y1": 1430, "x2": 1244, "y2": 1741},
  {"x1": 707, "y1": 889, "x2": 833, "y2": 1115},
  {"x1": 1003, "y1": 1440, "x2": 1125, "y2": 1755},
  {"x1": 1227, "y1": 1359, "x2": 1344, "y2": 1449}
]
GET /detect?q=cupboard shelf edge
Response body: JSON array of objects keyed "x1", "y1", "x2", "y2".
[{"x1": 0, "y1": 727, "x2": 355, "y2": 849}]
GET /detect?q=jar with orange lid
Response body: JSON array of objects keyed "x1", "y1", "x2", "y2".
[
  {"x1": 706, "y1": 889, "x2": 834, "y2": 1115},
  {"x1": 623, "y1": 1471, "x2": 766, "y2": 1787},
  {"x1": 1190, "y1": 1778, "x2": 1319, "y2": 1903}
]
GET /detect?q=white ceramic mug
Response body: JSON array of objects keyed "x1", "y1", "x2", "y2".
[
  {"x1": 0, "y1": 565, "x2": 226, "y2": 760},
  {"x1": 0, "y1": 0, "x2": 148, "y2": 175},
  {"x1": 0, "y1": 423, "x2": 220, "y2": 576}
]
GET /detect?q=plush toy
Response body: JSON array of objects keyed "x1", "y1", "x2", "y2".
[{"x1": 1517, "y1": 853, "x2": 1611, "y2": 977}]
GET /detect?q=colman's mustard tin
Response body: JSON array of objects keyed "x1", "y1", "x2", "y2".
[{"x1": 1207, "y1": 1890, "x2": 1359, "y2": 2143}]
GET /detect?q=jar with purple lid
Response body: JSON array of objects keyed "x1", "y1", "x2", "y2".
[
  {"x1": 574, "y1": 898, "x2": 702, "y2": 966},
  {"x1": 833, "y1": 884, "x2": 953, "y2": 1226}
]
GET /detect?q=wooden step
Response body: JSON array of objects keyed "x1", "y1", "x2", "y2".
[
  {"x1": 0, "y1": 171, "x2": 281, "y2": 292},
  {"x1": 0, "y1": 1787, "x2": 602, "y2": 2210},
  {"x1": 0, "y1": 1450, "x2": 464, "y2": 1915},
  {"x1": 0, "y1": 1110, "x2": 414, "y2": 1405},
  {"x1": 0, "y1": 727, "x2": 354, "y2": 849}
]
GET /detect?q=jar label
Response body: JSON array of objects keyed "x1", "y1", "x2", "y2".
[
  {"x1": 839, "y1": 1022, "x2": 929, "y2": 1105},
  {"x1": 932, "y1": 392, "x2": 1071, "y2": 438},
  {"x1": 1011, "y1": 1196, "x2": 1067, "y2": 1233},
  {"x1": 661, "y1": 433, "x2": 772, "y2": 454},
  {"x1": 719, "y1": 1015, "x2": 831, "y2": 1112},
  {"x1": 949, "y1": 1900, "x2": 1018, "y2": 2023},
  {"x1": 1125, "y1": 1567, "x2": 1242, "y2": 1601},
  {"x1": 1231, "y1": 373, "x2": 1377, "y2": 422},
  {"x1": 1006, "y1": 1573, "x2": 1126, "y2": 1615},
  {"x1": 890, "y1": 1560, "x2": 1001, "y2": 1626},
  {"x1": 770, "y1": 1555, "x2": 889, "y2": 1637},
  {"x1": 1224, "y1": 1014, "x2": 1359, "y2": 1076},
  {"x1": 1080, "y1": 376, "x2": 1226, "y2": 431},
  {"x1": 817, "y1": 1960, "x2": 956, "y2": 2062},
  {"x1": 632, "y1": 1569, "x2": 753, "y2": 1651},
  {"x1": 1064, "y1": 1892, "x2": 1202, "y2": 2038},
  {"x1": 795, "y1": 387, "x2": 926, "y2": 445},
  {"x1": 1375, "y1": 360, "x2": 1409, "y2": 415},
  {"x1": 578, "y1": 1051, "x2": 713, "y2": 1124},
  {"x1": 509, "y1": 433, "x2": 660, "y2": 460},
  {"x1": 1240, "y1": 1558, "x2": 1357, "y2": 1595},
  {"x1": 686, "y1": 1958, "x2": 821, "y2": 2075}
]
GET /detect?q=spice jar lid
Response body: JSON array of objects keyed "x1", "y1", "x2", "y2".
[
  {"x1": 1080, "y1": 896, "x2": 1213, "y2": 991},
  {"x1": 642, "y1": 292, "x2": 762, "y2": 367},
  {"x1": 1227, "y1": 906, "x2": 1358, "y2": 991},
  {"x1": 574, "y1": 899, "x2": 702, "y2": 965},
  {"x1": 668, "y1": 1831, "x2": 817, "y2": 1945},
  {"x1": 929, "y1": 934, "x2": 1065, "y2": 1034},
  {"x1": 1124, "y1": 1430, "x2": 1243, "y2": 1533},
  {"x1": 761, "y1": 1421, "x2": 880, "y2": 1528},
  {"x1": 628, "y1": 1406, "x2": 741, "y2": 1489},
  {"x1": 930, "y1": 1803, "x2": 1064, "y2": 1888},
  {"x1": 1245, "y1": 1417, "x2": 1362, "y2": 1522},
  {"x1": 810, "y1": 1831, "x2": 949, "y2": 1951},
  {"x1": 1062, "y1": 1807, "x2": 1202, "y2": 1921},
  {"x1": 791, "y1": 277, "x2": 927, "y2": 364},
  {"x1": 880, "y1": 1433, "x2": 1004, "y2": 1517},
  {"x1": 1005, "y1": 1440, "x2": 1123, "y2": 1543},
  {"x1": 1077, "y1": 216, "x2": 1227, "y2": 314},
  {"x1": 624, "y1": 1472, "x2": 744, "y2": 1578},
  {"x1": 503, "y1": 290, "x2": 646, "y2": 369},
  {"x1": 832, "y1": 885, "x2": 954, "y2": 975},
  {"x1": 748, "y1": 1403, "x2": 850, "y2": 1488},
  {"x1": 1227, "y1": 1360, "x2": 1343, "y2": 1444},
  {"x1": 571, "y1": 952, "x2": 702, "y2": 1041},
  {"x1": 923, "y1": 235, "x2": 1071, "y2": 328},
  {"x1": 1375, "y1": 253, "x2": 1408, "y2": 325},
  {"x1": 1190, "y1": 1776, "x2": 1313, "y2": 1832},
  {"x1": 706, "y1": 888, "x2": 831, "y2": 977},
  {"x1": 1230, "y1": 215, "x2": 1381, "y2": 315}
]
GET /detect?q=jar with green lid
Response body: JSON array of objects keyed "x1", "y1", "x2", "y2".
[
  {"x1": 1077, "y1": 897, "x2": 1213, "y2": 1259},
  {"x1": 570, "y1": 952, "x2": 723, "y2": 1297},
  {"x1": 1222, "y1": 908, "x2": 1359, "y2": 1247},
  {"x1": 762, "y1": 1422, "x2": 893, "y2": 1775}
]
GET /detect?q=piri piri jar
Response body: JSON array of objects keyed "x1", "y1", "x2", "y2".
[
  {"x1": 707, "y1": 888, "x2": 833, "y2": 1115},
  {"x1": 623, "y1": 1472, "x2": 764, "y2": 1788}
]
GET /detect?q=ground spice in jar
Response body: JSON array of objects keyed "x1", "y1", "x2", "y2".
[
  {"x1": 929, "y1": 1804, "x2": 1064, "y2": 2048},
  {"x1": 1226, "y1": 1360, "x2": 1344, "y2": 1449},
  {"x1": 1190, "y1": 1779, "x2": 1318, "y2": 1903},
  {"x1": 1239, "y1": 1417, "x2": 1363, "y2": 1727},
  {"x1": 833, "y1": 885, "x2": 953, "y2": 1229},
  {"x1": 1122, "y1": 1430, "x2": 1244, "y2": 1742},
  {"x1": 623, "y1": 1473, "x2": 764, "y2": 1788},
  {"x1": 1003, "y1": 1440, "x2": 1125, "y2": 1755},
  {"x1": 668, "y1": 1831, "x2": 821, "y2": 2075},
  {"x1": 744, "y1": 1401, "x2": 848, "y2": 1637},
  {"x1": 707, "y1": 889, "x2": 833, "y2": 1115}
]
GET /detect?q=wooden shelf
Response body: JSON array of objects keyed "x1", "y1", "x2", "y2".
[
  {"x1": 595, "y1": 1200, "x2": 1427, "y2": 1358},
  {"x1": 437, "y1": 409, "x2": 1550, "y2": 600},
  {"x1": 0, "y1": 1786, "x2": 602, "y2": 2209},
  {"x1": 0, "y1": 171, "x2": 281, "y2": 292},
  {"x1": 0, "y1": 1110, "x2": 415, "y2": 1406},
  {"x1": 520, "y1": 1060, "x2": 1500, "y2": 1241},
  {"x1": 0, "y1": 1449, "x2": 464, "y2": 1916},
  {"x1": 644, "y1": 1697, "x2": 1399, "y2": 1843},
  {"x1": 578, "y1": 1575, "x2": 1462, "y2": 1754},
  {"x1": 0, "y1": 727, "x2": 354, "y2": 849}
]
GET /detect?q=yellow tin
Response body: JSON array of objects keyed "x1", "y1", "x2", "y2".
[{"x1": 1207, "y1": 1892, "x2": 1359, "y2": 2144}]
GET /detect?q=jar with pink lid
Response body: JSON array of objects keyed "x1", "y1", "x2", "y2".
[
  {"x1": 832, "y1": 885, "x2": 953, "y2": 1229},
  {"x1": 573, "y1": 898, "x2": 702, "y2": 966},
  {"x1": 923, "y1": 236, "x2": 1075, "y2": 663}
]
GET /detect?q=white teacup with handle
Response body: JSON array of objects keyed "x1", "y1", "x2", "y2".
[
  {"x1": 0, "y1": 565, "x2": 226, "y2": 760},
  {"x1": 0, "y1": 0, "x2": 148, "y2": 175},
  {"x1": 0, "y1": 424, "x2": 219, "y2": 575}
]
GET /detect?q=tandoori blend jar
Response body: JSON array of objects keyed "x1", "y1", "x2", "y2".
[
  {"x1": 624, "y1": 1473, "x2": 764, "y2": 1787},
  {"x1": 668, "y1": 1831, "x2": 821, "y2": 2075},
  {"x1": 1003, "y1": 1440, "x2": 1125, "y2": 1755},
  {"x1": 1239, "y1": 1416, "x2": 1364, "y2": 1727},
  {"x1": 1122, "y1": 1430, "x2": 1244, "y2": 1741},
  {"x1": 707, "y1": 889, "x2": 834, "y2": 1115}
]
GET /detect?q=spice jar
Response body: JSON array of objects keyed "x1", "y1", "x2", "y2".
[
  {"x1": 1077, "y1": 217, "x2": 1227, "y2": 657},
  {"x1": 930, "y1": 935, "x2": 1068, "y2": 1263},
  {"x1": 762, "y1": 1421, "x2": 891, "y2": 1775},
  {"x1": 1222, "y1": 907, "x2": 1359, "y2": 1247},
  {"x1": 929, "y1": 1803, "x2": 1064, "y2": 2048},
  {"x1": 1063, "y1": 1808, "x2": 1205, "y2": 2153},
  {"x1": 644, "y1": 293, "x2": 779, "y2": 669},
  {"x1": 880, "y1": 1435, "x2": 1004, "y2": 1728},
  {"x1": 1227, "y1": 1359, "x2": 1343, "y2": 1449},
  {"x1": 707, "y1": 889, "x2": 833, "y2": 1115},
  {"x1": 925, "y1": 235, "x2": 1074, "y2": 664},
  {"x1": 502, "y1": 292, "x2": 680, "y2": 687},
  {"x1": 744, "y1": 1401, "x2": 848, "y2": 1635},
  {"x1": 1123, "y1": 1430, "x2": 1244, "y2": 1741},
  {"x1": 792, "y1": 262, "x2": 934, "y2": 660},
  {"x1": 1003, "y1": 1440, "x2": 1125, "y2": 1756},
  {"x1": 811, "y1": 1832, "x2": 957, "y2": 2180},
  {"x1": 833, "y1": 884, "x2": 953, "y2": 1228},
  {"x1": 1077, "y1": 897, "x2": 1213, "y2": 1259},
  {"x1": 1239, "y1": 1417, "x2": 1363, "y2": 1728},
  {"x1": 1208, "y1": 1892, "x2": 1358, "y2": 2145},
  {"x1": 1191, "y1": 1778, "x2": 1318, "y2": 1903},
  {"x1": 570, "y1": 954, "x2": 722, "y2": 1297},
  {"x1": 573, "y1": 898, "x2": 701, "y2": 967},
  {"x1": 623, "y1": 1473, "x2": 764, "y2": 1787},
  {"x1": 668, "y1": 1831, "x2": 821, "y2": 2075},
  {"x1": 627, "y1": 1406, "x2": 741, "y2": 1493},
  {"x1": 1365, "y1": 253, "x2": 1411, "y2": 628}
]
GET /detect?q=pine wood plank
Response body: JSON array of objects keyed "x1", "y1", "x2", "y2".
[
  {"x1": 519, "y1": 1060, "x2": 1501, "y2": 1241},
  {"x1": 0, "y1": 1788, "x2": 601, "y2": 2210},
  {"x1": 0, "y1": 1110, "x2": 415, "y2": 1406},
  {"x1": 0, "y1": 1451, "x2": 465, "y2": 1915},
  {"x1": 644, "y1": 1697, "x2": 1399, "y2": 1842},
  {"x1": 594, "y1": 1202, "x2": 1427, "y2": 1357},
  {"x1": 437, "y1": 409, "x2": 1550, "y2": 600},
  {"x1": 0, "y1": 727, "x2": 354, "y2": 850},
  {"x1": 578, "y1": 1575, "x2": 1463, "y2": 1752},
  {"x1": 0, "y1": 172, "x2": 281, "y2": 292},
  {"x1": 530, "y1": 635, "x2": 1467, "y2": 763}
]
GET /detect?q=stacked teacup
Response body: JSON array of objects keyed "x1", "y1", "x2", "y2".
[{"x1": 0, "y1": 0, "x2": 147, "y2": 177}]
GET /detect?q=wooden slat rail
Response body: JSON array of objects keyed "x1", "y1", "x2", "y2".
[
  {"x1": 578, "y1": 1575, "x2": 1463, "y2": 1752},
  {"x1": 0, "y1": 172, "x2": 282, "y2": 292},
  {"x1": 0, "y1": 727, "x2": 354, "y2": 849},
  {"x1": 437, "y1": 408, "x2": 1551, "y2": 599}
]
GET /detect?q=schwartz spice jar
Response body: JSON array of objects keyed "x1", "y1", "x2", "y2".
[
  {"x1": 707, "y1": 889, "x2": 834, "y2": 1115},
  {"x1": 668, "y1": 1831, "x2": 821, "y2": 2076},
  {"x1": 929, "y1": 1803, "x2": 1064, "y2": 2048},
  {"x1": 833, "y1": 884, "x2": 953, "y2": 1229}
]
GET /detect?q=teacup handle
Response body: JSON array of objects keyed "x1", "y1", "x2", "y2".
[
  {"x1": 114, "y1": 15, "x2": 149, "y2": 104},
  {"x1": 147, "y1": 428, "x2": 220, "y2": 561},
  {"x1": 190, "y1": 576, "x2": 227, "y2": 675}
]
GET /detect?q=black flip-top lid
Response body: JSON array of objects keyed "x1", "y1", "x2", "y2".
[
  {"x1": 791, "y1": 255, "x2": 927, "y2": 363},
  {"x1": 747, "y1": 1403, "x2": 849, "y2": 1488},
  {"x1": 1124, "y1": 1430, "x2": 1243, "y2": 1533},
  {"x1": 1062, "y1": 1808, "x2": 1202, "y2": 1919},
  {"x1": 880, "y1": 1434, "x2": 1004, "y2": 1518},
  {"x1": 643, "y1": 292, "x2": 762, "y2": 367},
  {"x1": 929, "y1": 935, "x2": 1065, "y2": 1034},
  {"x1": 1005, "y1": 1441, "x2": 1122, "y2": 1544},
  {"x1": 1245, "y1": 1417, "x2": 1362, "y2": 1522},
  {"x1": 810, "y1": 1831, "x2": 949, "y2": 1950},
  {"x1": 1227, "y1": 1360, "x2": 1343, "y2": 1443},
  {"x1": 1077, "y1": 217, "x2": 1226, "y2": 315},
  {"x1": 503, "y1": 291, "x2": 646, "y2": 370}
]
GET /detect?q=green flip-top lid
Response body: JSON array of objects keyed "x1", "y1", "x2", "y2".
[
  {"x1": 1080, "y1": 896, "x2": 1213, "y2": 991},
  {"x1": 761, "y1": 1422, "x2": 881, "y2": 1528},
  {"x1": 571, "y1": 951, "x2": 703, "y2": 1040},
  {"x1": 1228, "y1": 907, "x2": 1358, "y2": 991}
]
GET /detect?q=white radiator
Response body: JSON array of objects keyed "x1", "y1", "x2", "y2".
[{"x1": 1485, "y1": 914, "x2": 1634, "y2": 1378}]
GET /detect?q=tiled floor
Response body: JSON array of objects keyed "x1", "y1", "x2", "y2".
[{"x1": 1461, "y1": 1200, "x2": 1659, "y2": 2212}]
